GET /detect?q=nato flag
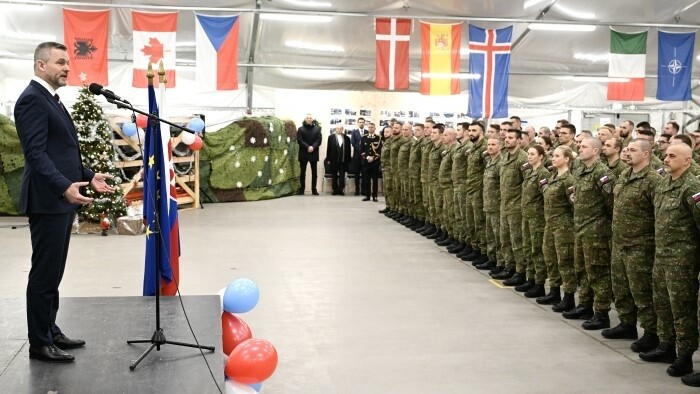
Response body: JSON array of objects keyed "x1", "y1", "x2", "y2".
[{"x1": 657, "y1": 31, "x2": 694, "y2": 101}]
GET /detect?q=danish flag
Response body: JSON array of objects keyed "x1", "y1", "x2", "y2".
[{"x1": 375, "y1": 18, "x2": 411, "y2": 90}]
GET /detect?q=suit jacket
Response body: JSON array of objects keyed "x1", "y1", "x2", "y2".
[
  {"x1": 15, "y1": 80, "x2": 93, "y2": 214},
  {"x1": 296, "y1": 122, "x2": 322, "y2": 162},
  {"x1": 325, "y1": 133, "x2": 351, "y2": 170},
  {"x1": 350, "y1": 128, "x2": 365, "y2": 160}
]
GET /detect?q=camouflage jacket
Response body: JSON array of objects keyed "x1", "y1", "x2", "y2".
[
  {"x1": 521, "y1": 164, "x2": 550, "y2": 218},
  {"x1": 654, "y1": 168, "x2": 700, "y2": 263},
  {"x1": 408, "y1": 137, "x2": 425, "y2": 180},
  {"x1": 382, "y1": 137, "x2": 395, "y2": 173},
  {"x1": 607, "y1": 158, "x2": 628, "y2": 179},
  {"x1": 612, "y1": 165, "x2": 660, "y2": 246},
  {"x1": 543, "y1": 170, "x2": 574, "y2": 228},
  {"x1": 438, "y1": 143, "x2": 458, "y2": 188},
  {"x1": 428, "y1": 142, "x2": 443, "y2": 184},
  {"x1": 483, "y1": 154, "x2": 502, "y2": 213},
  {"x1": 465, "y1": 137, "x2": 488, "y2": 195},
  {"x1": 420, "y1": 138, "x2": 434, "y2": 183},
  {"x1": 572, "y1": 160, "x2": 615, "y2": 237},
  {"x1": 390, "y1": 136, "x2": 409, "y2": 174},
  {"x1": 499, "y1": 148, "x2": 528, "y2": 214},
  {"x1": 451, "y1": 140, "x2": 473, "y2": 186},
  {"x1": 397, "y1": 137, "x2": 413, "y2": 179}
]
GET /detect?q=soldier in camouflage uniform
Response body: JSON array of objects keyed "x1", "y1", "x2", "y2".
[
  {"x1": 619, "y1": 120, "x2": 634, "y2": 148},
  {"x1": 557, "y1": 124, "x2": 578, "y2": 154},
  {"x1": 379, "y1": 125, "x2": 396, "y2": 216},
  {"x1": 478, "y1": 137, "x2": 503, "y2": 273},
  {"x1": 390, "y1": 122, "x2": 410, "y2": 221},
  {"x1": 448, "y1": 122, "x2": 473, "y2": 255},
  {"x1": 563, "y1": 138, "x2": 615, "y2": 331},
  {"x1": 418, "y1": 121, "x2": 439, "y2": 236},
  {"x1": 461, "y1": 121, "x2": 489, "y2": 266},
  {"x1": 538, "y1": 146, "x2": 577, "y2": 311},
  {"x1": 670, "y1": 135, "x2": 700, "y2": 177},
  {"x1": 603, "y1": 138, "x2": 627, "y2": 178},
  {"x1": 436, "y1": 128, "x2": 459, "y2": 246},
  {"x1": 603, "y1": 140, "x2": 661, "y2": 354},
  {"x1": 425, "y1": 124, "x2": 445, "y2": 240},
  {"x1": 640, "y1": 144, "x2": 700, "y2": 379},
  {"x1": 492, "y1": 129, "x2": 528, "y2": 282},
  {"x1": 395, "y1": 122, "x2": 413, "y2": 222},
  {"x1": 406, "y1": 123, "x2": 426, "y2": 229},
  {"x1": 518, "y1": 145, "x2": 551, "y2": 297}
]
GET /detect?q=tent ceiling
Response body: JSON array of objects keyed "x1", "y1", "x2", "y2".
[{"x1": 2, "y1": 0, "x2": 700, "y2": 107}]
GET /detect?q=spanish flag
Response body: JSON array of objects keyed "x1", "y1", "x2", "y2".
[{"x1": 420, "y1": 22, "x2": 462, "y2": 95}]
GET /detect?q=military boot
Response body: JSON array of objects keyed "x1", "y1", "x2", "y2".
[
  {"x1": 419, "y1": 224, "x2": 436, "y2": 236},
  {"x1": 409, "y1": 220, "x2": 424, "y2": 230},
  {"x1": 434, "y1": 231, "x2": 450, "y2": 243},
  {"x1": 602, "y1": 323, "x2": 638, "y2": 340},
  {"x1": 514, "y1": 279, "x2": 535, "y2": 292},
  {"x1": 536, "y1": 287, "x2": 561, "y2": 305},
  {"x1": 681, "y1": 372, "x2": 700, "y2": 387},
  {"x1": 639, "y1": 342, "x2": 676, "y2": 363},
  {"x1": 447, "y1": 242, "x2": 466, "y2": 254},
  {"x1": 436, "y1": 237, "x2": 454, "y2": 246},
  {"x1": 472, "y1": 254, "x2": 488, "y2": 266},
  {"x1": 492, "y1": 267, "x2": 515, "y2": 280},
  {"x1": 476, "y1": 260, "x2": 496, "y2": 270},
  {"x1": 551, "y1": 292, "x2": 574, "y2": 312},
  {"x1": 582, "y1": 312, "x2": 610, "y2": 330},
  {"x1": 489, "y1": 265, "x2": 505, "y2": 277},
  {"x1": 426, "y1": 228, "x2": 442, "y2": 240},
  {"x1": 524, "y1": 284, "x2": 545, "y2": 298},
  {"x1": 461, "y1": 249, "x2": 481, "y2": 262},
  {"x1": 416, "y1": 222, "x2": 431, "y2": 233},
  {"x1": 562, "y1": 304, "x2": 593, "y2": 320},
  {"x1": 378, "y1": 208, "x2": 389, "y2": 214},
  {"x1": 455, "y1": 244, "x2": 473, "y2": 258},
  {"x1": 502, "y1": 272, "x2": 526, "y2": 286},
  {"x1": 667, "y1": 354, "x2": 694, "y2": 377},
  {"x1": 631, "y1": 331, "x2": 659, "y2": 353}
]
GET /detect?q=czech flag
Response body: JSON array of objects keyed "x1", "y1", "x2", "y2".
[
  {"x1": 132, "y1": 11, "x2": 177, "y2": 88},
  {"x1": 195, "y1": 14, "x2": 240, "y2": 91},
  {"x1": 420, "y1": 22, "x2": 462, "y2": 95}
]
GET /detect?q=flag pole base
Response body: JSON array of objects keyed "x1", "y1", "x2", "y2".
[{"x1": 127, "y1": 328, "x2": 215, "y2": 371}]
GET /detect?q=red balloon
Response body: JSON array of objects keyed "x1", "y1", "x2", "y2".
[
  {"x1": 189, "y1": 135, "x2": 204, "y2": 151},
  {"x1": 136, "y1": 114, "x2": 148, "y2": 129},
  {"x1": 222, "y1": 312, "x2": 252, "y2": 356},
  {"x1": 225, "y1": 338, "x2": 278, "y2": 384}
]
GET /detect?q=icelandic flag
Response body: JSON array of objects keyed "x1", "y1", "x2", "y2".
[
  {"x1": 468, "y1": 25, "x2": 512, "y2": 119},
  {"x1": 142, "y1": 82, "x2": 180, "y2": 296},
  {"x1": 195, "y1": 14, "x2": 239, "y2": 90},
  {"x1": 657, "y1": 30, "x2": 694, "y2": 101}
]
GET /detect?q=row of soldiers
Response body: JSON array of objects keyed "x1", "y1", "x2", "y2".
[{"x1": 375, "y1": 118, "x2": 700, "y2": 387}]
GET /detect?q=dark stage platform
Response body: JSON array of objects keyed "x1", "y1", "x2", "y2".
[{"x1": 0, "y1": 296, "x2": 223, "y2": 393}]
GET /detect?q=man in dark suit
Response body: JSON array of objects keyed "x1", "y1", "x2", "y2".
[
  {"x1": 325, "y1": 125, "x2": 352, "y2": 195},
  {"x1": 350, "y1": 117, "x2": 367, "y2": 196},
  {"x1": 296, "y1": 114, "x2": 323, "y2": 195},
  {"x1": 15, "y1": 42, "x2": 114, "y2": 363},
  {"x1": 361, "y1": 122, "x2": 382, "y2": 201}
]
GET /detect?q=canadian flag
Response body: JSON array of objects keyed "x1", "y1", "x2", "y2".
[
  {"x1": 132, "y1": 11, "x2": 177, "y2": 88},
  {"x1": 375, "y1": 18, "x2": 411, "y2": 91}
]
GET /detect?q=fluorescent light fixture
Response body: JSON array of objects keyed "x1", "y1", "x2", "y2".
[
  {"x1": 176, "y1": 41, "x2": 196, "y2": 48},
  {"x1": 460, "y1": 47, "x2": 470, "y2": 56},
  {"x1": 286, "y1": 0, "x2": 332, "y2": 7},
  {"x1": 0, "y1": 3, "x2": 43, "y2": 11},
  {"x1": 175, "y1": 58, "x2": 196, "y2": 64},
  {"x1": 0, "y1": 31, "x2": 56, "y2": 42},
  {"x1": 572, "y1": 76, "x2": 629, "y2": 83},
  {"x1": 281, "y1": 68, "x2": 345, "y2": 78},
  {"x1": 574, "y1": 53, "x2": 609, "y2": 63},
  {"x1": 261, "y1": 13, "x2": 332, "y2": 23},
  {"x1": 285, "y1": 40, "x2": 344, "y2": 52},
  {"x1": 554, "y1": 4, "x2": 596, "y2": 19},
  {"x1": 524, "y1": 0, "x2": 548, "y2": 8},
  {"x1": 422, "y1": 73, "x2": 480, "y2": 80},
  {"x1": 528, "y1": 23, "x2": 596, "y2": 32}
]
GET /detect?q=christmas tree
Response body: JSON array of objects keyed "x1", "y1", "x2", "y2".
[{"x1": 70, "y1": 86, "x2": 127, "y2": 224}]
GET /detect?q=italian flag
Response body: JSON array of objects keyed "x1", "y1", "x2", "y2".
[{"x1": 607, "y1": 29, "x2": 647, "y2": 101}]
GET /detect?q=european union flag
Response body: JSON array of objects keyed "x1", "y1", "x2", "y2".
[{"x1": 657, "y1": 31, "x2": 694, "y2": 101}]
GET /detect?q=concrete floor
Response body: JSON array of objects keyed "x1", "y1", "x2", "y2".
[{"x1": 0, "y1": 195, "x2": 697, "y2": 393}]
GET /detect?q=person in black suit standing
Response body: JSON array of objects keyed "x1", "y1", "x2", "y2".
[
  {"x1": 361, "y1": 122, "x2": 382, "y2": 201},
  {"x1": 297, "y1": 114, "x2": 323, "y2": 195},
  {"x1": 325, "y1": 125, "x2": 352, "y2": 195},
  {"x1": 14, "y1": 42, "x2": 115, "y2": 363},
  {"x1": 350, "y1": 117, "x2": 367, "y2": 196}
]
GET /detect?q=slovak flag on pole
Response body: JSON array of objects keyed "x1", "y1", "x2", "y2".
[
  {"x1": 132, "y1": 11, "x2": 177, "y2": 88},
  {"x1": 195, "y1": 14, "x2": 240, "y2": 91},
  {"x1": 375, "y1": 18, "x2": 411, "y2": 91},
  {"x1": 142, "y1": 72, "x2": 180, "y2": 296},
  {"x1": 468, "y1": 25, "x2": 512, "y2": 119}
]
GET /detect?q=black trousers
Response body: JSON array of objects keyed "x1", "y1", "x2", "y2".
[
  {"x1": 27, "y1": 212, "x2": 74, "y2": 346},
  {"x1": 299, "y1": 160, "x2": 318, "y2": 192},
  {"x1": 362, "y1": 161, "x2": 380, "y2": 198},
  {"x1": 330, "y1": 163, "x2": 347, "y2": 193},
  {"x1": 352, "y1": 157, "x2": 362, "y2": 194}
]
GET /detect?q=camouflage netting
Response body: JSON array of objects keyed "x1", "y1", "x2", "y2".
[
  {"x1": 0, "y1": 115, "x2": 23, "y2": 215},
  {"x1": 199, "y1": 117, "x2": 300, "y2": 202}
]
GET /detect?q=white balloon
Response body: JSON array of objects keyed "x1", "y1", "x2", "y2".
[
  {"x1": 181, "y1": 131, "x2": 196, "y2": 145},
  {"x1": 224, "y1": 380, "x2": 257, "y2": 394},
  {"x1": 131, "y1": 128, "x2": 146, "y2": 143},
  {"x1": 218, "y1": 287, "x2": 227, "y2": 311}
]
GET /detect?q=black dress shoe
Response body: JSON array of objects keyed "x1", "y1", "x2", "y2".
[
  {"x1": 355, "y1": 191, "x2": 360, "y2": 196},
  {"x1": 29, "y1": 344, "x2": 74, "y2": 363},
  {"x1": 312, "y1": 190, "x2": 319, "y2": 195},
  {"x1": 682, "y1": 372, "x2": 700, "y2": 387},
  {"x1": 631, "y1": 331, "x2": 659, "y2": 353},
  {"x1": 296, "y1": 190, "x2": 305, "y2": 195},
  {"x1": 362, "y1": 197, "x2": 370, "y2": 201},
  {"x1": 372, "y1": 197, "x2": 378, "y2": 202},
  {"x1": 581, "y1": 312, "x2": 610, "y2": 330},
  {"x1": 601, "y1": 323, "x2": 638, "y2": 339},
  {"x1": 562, "y1": 304, "x2": 593, "y2": 320},
  {"x1": 668, "y1": 354, "x2": 694, "y2": 377},
  {"x1": 53, "y1": 333, "x2": 86, "y2": 350},
  {"x1": 331, "y1": 191, "x2": 338, "y2": 195},
  {"x1": 640, "y1": 343, "x2": 676, "y2": 363}
]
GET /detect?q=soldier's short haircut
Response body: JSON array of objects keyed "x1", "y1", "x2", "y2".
[
  {"x1": 369, "y1": 122, "x2": 376, "y2": 127},
  {"x1": 539, "y1": 126, "x2": 551, "y2": 134},
  {"x1": 637, "y1": 128, "x2": 655, "y2": 138},
  {"x1": 604, "y1": 123, "x2": 616, "y2": 129},
  {"x1": 434, "y1": 123, "x2": 445, "y2": 133},
  {"x1": 470, "y1": 120, "x2": 485, "y2": 131},
  {"x1": 500, "y1": 120, "x2": 513, "y2": 127},
  {"x1": 507, "y1": 129, "x2": 522, "y2": 139},
  {"x1": 623, "y1": 120, "x2": 635, "y2": 128},
  {"x1": 34, "y1": 42, "x2": 67, "y2": 63},
  {"x1": 510, "y1": 115, "x2": 521, "y2": 121},
  {"x1": 458, "y1": 122, "x2": 470, "y2": 130},
  {"x1": 560, "y1": 124, "x2": 576, "y2": 134},
  {"x1": 607, "y1": 138, "x2": 622, "y2": 152},
  {"x1": 414, "y1": 123, "x2": 424, "y2": 128},
  {"x1": 672, "y1": 134, "x2": 694, "y2": 148},
  {"x1": 580, "y1": 130, "x2": 593, "y2": 137},
  {"x1": 554, "y1": 146, "x2": 575, "y2": 167},
  {"x1": 637, "y1": 121, "x2": 651, "y2": 129},
  {"x1": 584, "y1": 137, "x2": 603, "y2": 151},
  {"x1": 660, "y1": 133, "x2": 672, "y2": 141},
  {"x1": 557, "y1": 119, "x2": 569, "y2": 126},
  {"x1": 667, "y1": 121, "x2": 680, "y2": 132},
  {"x1": 489, "y1": 123, "x2": 501, "y2": 131},
  {"x1": 394, "y1": 121, "x2": 403, "y2": 126},
  {"x1": 632, "y1": 138, "x2": 653, "y2": 154}
]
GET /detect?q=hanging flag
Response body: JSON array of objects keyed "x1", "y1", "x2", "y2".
[
  {"x1": 195, "y1": 14, "x2": 239, "y2": 91},
  {"x1": 657, "y1": 30, "x2": 694, "y2": 101},
  {"x1": 142, "y1": 75, "x2": 180, "y2": 296},
  {"x1": 467, "y1": 25, "x2": 512, "y2": 119},
  {"x1": 63, "y1": 8, "x2": 109, "y2": 86},
  {"x1": 608, "y1": 29, "x2": 647, "y2": 101},
  {"x1": 420, "y1": 22, "x2": 461, "y2": 95},
  {"x1": 375, "y1": 18, "x2": 411, "y2": 91},
  {"x1": 132, "y1": 11, "x2": 177, "y2": 88}
]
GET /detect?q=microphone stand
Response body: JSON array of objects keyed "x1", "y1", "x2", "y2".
[{"x1": 109, "y1": 98, "x2": 214, "y2": 371}]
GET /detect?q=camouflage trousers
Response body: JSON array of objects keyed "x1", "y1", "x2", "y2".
[
  {"x1": 500, "y1": 212, "x2": 523, "y2": 270},
  {"x1": 400, "y1": 178, "x2": 410, "y2": 214},
  {"x1": 654, "y1": 262, "x2": 699, "y2": 356},
  {"x1": 410, "y1": 178, "x2": 424, "y2": 220},
  {"x1": 484, "y1": 211, "x2": 502, "y2": 266},
  {"x1": 430, "y1": 184, "x2": 444, "y2": 228},
  {"x1": 441, "y1": 186, "x2": 456, "y2": 237},
  {"x1": 424, "y1": 182, "x2": 434, "y2": 224},
  {"x1": 394, "y1": 176, "x2": 404, "y2": 213},
  {"x1": 383, "y1": 173, "x2": 394, "y2": 209},
  {"x1": 522, "y1": 215, "x2": 547, "y2": 285},
  {"x1": 453, "y1": 189, "x2": 466, "y2": 242},
  {"x1": 465, "y1": 191, "x2": 486, "y2": 251},
  {"x1": 574, "y1": 234, "x2": 612, "y2": 313},
  {"x1": 611, "y1": 243, "x2": 656, "y2": 331},
  {"x1": 543, "y1": 224, "x2": 575, "y2": 292}
]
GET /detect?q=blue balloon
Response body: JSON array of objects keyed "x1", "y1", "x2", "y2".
[
  {"x1": 122, "y1": 122, "x2": 137, "y2": 137},
  {"x1": 223, "y1": 278, "x2": 259, "y2": 314},
  {"x1": 188, "y1": 117, "x2": 205, "y2": 133},
  {"x1": 249, "y1": 382, "x2": 262, "y2": 392}
]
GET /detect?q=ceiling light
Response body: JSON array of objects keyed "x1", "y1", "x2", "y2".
[
  {"x1": 460, "y1": 48, "x2": 470, "y2": 56},
  {"x1": 572, "y1": 76, "x2": 629, "y2": 83},
  {"x1": 422, "y1": 73, "x2": 481, "y2": 80},
  {"x1": 261, "y1": 13, "x2": 332, "y2": 23},
  {"x1": 554, "y1": 4, "x2": 596, "y2": 19},
  {"x1": 176, "y1": 42, "x2": 196, "y2": 48},
  {"x1": 0, "y1": 31, "x2": 56, "y2": 42},
  {"x1": 0, "y1": 3, "x2": 43, "y2": 11},
  {"x1": 574, "y1": 53, "x2": 609, "y2": 63},
  {"x1": 280, "y1": 68, "x2": 345, "y2": 78},
  {"x1": 528, "y1": 23, "x2": 596, "y2": 32},
  {"x1": 286, "y1": 0, "x2": 332, "y2": 7},
  {"x1": 285, "y1": 40, "x2": 344, "y2": 52},
  {"x1": 524, "y1": 0, "x2": 548, "y2": 8}
]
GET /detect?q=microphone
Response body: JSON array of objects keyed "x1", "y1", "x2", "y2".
[{"x1": 88, "y1": 83, "x2": 130, "y2": 104}]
